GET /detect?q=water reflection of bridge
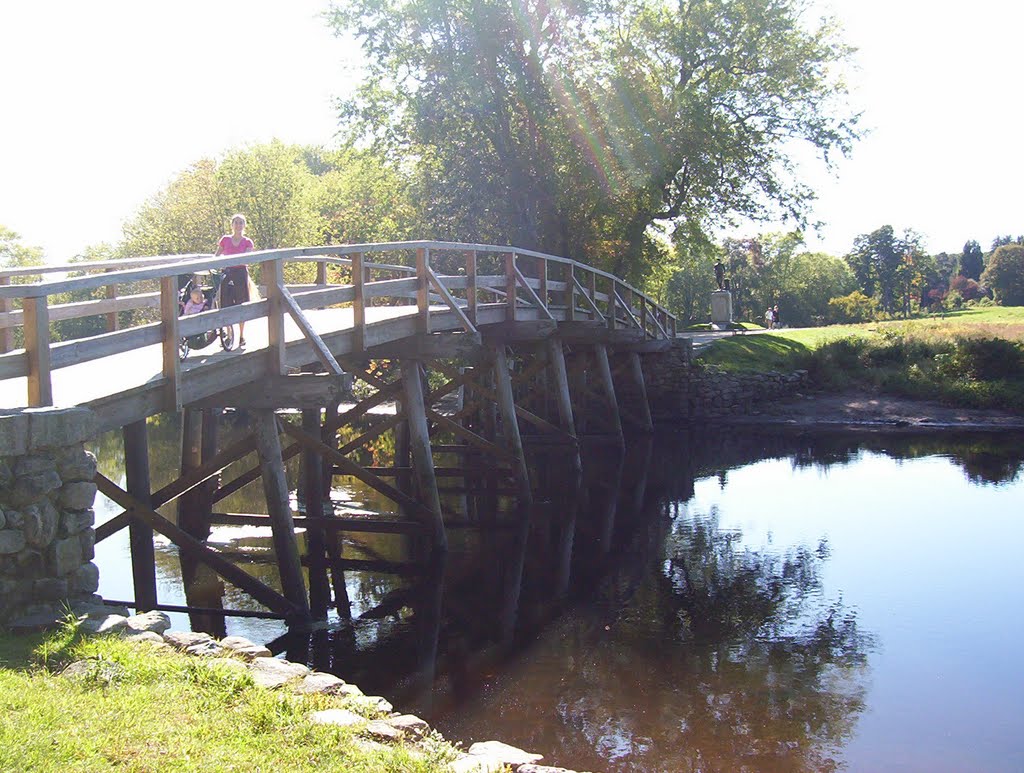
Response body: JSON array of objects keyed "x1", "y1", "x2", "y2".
[{"x1": 1, "y1": 242, "x2": 680, "y2": 626}]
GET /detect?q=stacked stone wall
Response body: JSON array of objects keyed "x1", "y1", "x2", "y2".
[
  {"x1": 641, "y1": 338, "x2": 808, "y2": 421},
  {"x1": 0, "y1": 408, "x2": 100, "y2": 625}
]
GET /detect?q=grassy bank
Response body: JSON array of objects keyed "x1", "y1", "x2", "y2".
[
  {"x1": 0, "y1": 625, "x2": 456, "y2": 772},
  {"x1": 696, "y1": 307, "x2": 1024, "y2": 411}
]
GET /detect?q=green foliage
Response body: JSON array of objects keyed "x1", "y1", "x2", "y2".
[
  {"x1": 119, "y1": 142, "x2": 415, "y2": 261},
  {"x1": 330, "y1": 0, "x2": 860, "y2": 277},
  {"x1": 959, "y1": 239, "x2": 984, "y2": 281},
  {"x1": 0, "y1": 224, "x2": 45, "y2": 278},
  {"x1": 980, "y1": 243, "x2": 1024, "y2": 306},
  {"x1": 844, "y1": 225, "x2": 925, "y2": 315},
  {"x1": 827, "y1": 290, "x2": 878, "y2": 323}
]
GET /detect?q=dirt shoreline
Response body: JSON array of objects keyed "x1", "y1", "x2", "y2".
[{"x1": 723, "y1": 389, "x2": 1024, "y2": 431}]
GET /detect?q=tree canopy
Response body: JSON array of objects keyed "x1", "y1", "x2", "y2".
[
  {"x1": 329, "y1": 0, "x2": 860, "y2": 279},
  {"x1": 981, "y1": 244, "x2": 1024, "y2": 306}
]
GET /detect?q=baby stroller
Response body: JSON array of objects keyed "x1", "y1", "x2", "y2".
[{"x1": 178, "y1": 270, "x2": 235, "y2": 359}]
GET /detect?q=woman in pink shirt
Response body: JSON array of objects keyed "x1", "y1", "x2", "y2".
[{"x1": 215, "y1": 213, "x2": 255, "y2": 347}]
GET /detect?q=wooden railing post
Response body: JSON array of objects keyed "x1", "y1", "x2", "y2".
[
  {"x1": 352, "y1": 252, "x2": 365, "y2": 351},
  {"x1": 566, "y1": 264, "x2": 576, "y2": 321},
  {"x1": 588, "y1": 272, "x2": 598, "y2": 322},
  {"x1": 505, "y1": 252, "x2": 517, "y2": 321},
  {"x1": 538, "y1": 257, "x2": 548, "y2": 313},
  {"x1": 0, "y1": 275, "x2": 12, "y2": 354},
  {"x1": 467, "y1": 250, "x2": 478, "y2": 324},
  {"x1": 104, "y1": 269, "x2": 119, "y2": 333},
  {"x1": 159, "y1": 276, "x2": 181, "y2": 411},
  {"x1": 262, "y1": 258, "x2": 286, "y2": 375},
  {"x1": 607, "y1": 279, "x2": 618, "y2": 329},
  {"x1": 23, "y1": 294, "x2": 52, "y2": 407},
  {"x1": 315, "y1": 260, "x2": 327, "y2": 286},
  {"x1": 416, "y1": 247, "x2": 430, "y2": 334}
]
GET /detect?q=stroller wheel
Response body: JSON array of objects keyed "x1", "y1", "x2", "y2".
[
  {"x1": 220, "y1": 325, "x2": 235, "y2": 351},
  {"x1": 178, "y1": 338, "x2": 189, "y2": 360}
]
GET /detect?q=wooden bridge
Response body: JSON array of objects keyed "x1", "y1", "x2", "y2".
[{"x1": 0, "y1": 242, "x2": 678, "y2": 626}]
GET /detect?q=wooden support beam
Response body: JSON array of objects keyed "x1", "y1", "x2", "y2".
[
  {"x1": 254, "y1": 411, "x2": 310, "y2": 618},
  {"x1": 425, "y1": 409, "x2": 518, "y2": 462},
  {"x1": 513, "y1": 265, "x2": 555, "y2": 321},
  {"x1": 505, "y1": 252, "x2": 517, "y2": 321},
  {"x1": 427, "y1": 265, "x2": 477, "y2": 333},
  {"x1": 400, "y1": 360, "x2": 447, "y2": 554},
  {"x1": 593, "y1": 344, "x2": 624, "y2": 442},
  {"x1": 278, "y1": 421, "x2": 437, "y2": 523},
  {"x1": 302, "y1": 406, "x2": 330, "y2": 618},
  {"x1": 122, "y1": 419, "x2": 157, "y2": 611},
  {"x1": 280, "y1": 285, "x2": 344, "y2": 375},
  {"x1": 546, "y1": 338, "x2": 576, "y2": 438},
  {"x1": 209, "y1": 512, "x2": 429, "y2": 535},
  {"x1": 95, "y1": 474, "x2": 302, "y2": 619},
  {"x1": 628, "y1": 351, "x2": 654, "y2": 432},
  {"x1": 493, "y1": 346, "x2": 532, "y2": 505}
]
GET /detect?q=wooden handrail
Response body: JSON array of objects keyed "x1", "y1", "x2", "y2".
[{"x1": 0, "y1": 241, "x2": 676, "y2": 408}]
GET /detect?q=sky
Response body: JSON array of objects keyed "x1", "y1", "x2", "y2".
[{"x1": 1, "y1": 0, "x2": 1021, "y2": 264}]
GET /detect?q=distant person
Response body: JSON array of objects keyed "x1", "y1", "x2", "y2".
[
  {"x1": 773, "y1": 304, "x2": 781, "y2": 328},
  {"x1": 714, "y1": 259, "x2": 725, "y2": 290},
  {"x1": 765, "y1": 307, "x2": 775, "y2": 329},
  {"x1": 215, "y1": 213, "x2": 255, "y2": 347},
  {"x1": 182, "y1": 286, "x2": 207, "y2": 315}
]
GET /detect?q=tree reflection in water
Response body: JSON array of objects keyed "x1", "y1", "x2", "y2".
[{"x1": 514, "y1": 505, "x2": 871, "y2": 773}]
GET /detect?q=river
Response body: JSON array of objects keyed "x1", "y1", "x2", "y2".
[{"x1": 90, "y1": 418, "x2": 1024, "y2": 772}]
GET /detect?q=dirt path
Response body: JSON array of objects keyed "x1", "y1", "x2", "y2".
[{"x1": 728, "y1": 389, "x2": 1024, "y2": 430}]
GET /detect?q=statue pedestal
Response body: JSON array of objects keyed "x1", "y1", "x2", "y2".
[{"x1": 710, "y1": 290, "x2": 733, "y2": 329}]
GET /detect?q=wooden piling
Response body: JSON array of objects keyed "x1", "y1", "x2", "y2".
[
  {"x1": 493, "y1": 346, "x2": 532, "y2": 505},
  {"x1": 254, "y1": 410, "x2": 311, "y2": 620},
  {"x1": 122, "y1": 419, "x2": 157, "y2": 611},
  {"x1": 628, "y1": 351, "x2": 654, "y2": 432},
  {"x1": 593, "y1": 344, "x2": 624, "y2": 441},
  {"x1": 400, "y1": 360, "x2": 448, "y2": 554}
]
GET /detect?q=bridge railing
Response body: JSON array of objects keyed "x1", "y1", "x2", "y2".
[{"x1": 0, "y1": 241, "x2": 676, "y2": 408}]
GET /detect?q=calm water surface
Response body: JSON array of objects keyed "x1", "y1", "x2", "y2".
[{"x1": 91, "y1": 424, "x2": 1024, "y2": 772}]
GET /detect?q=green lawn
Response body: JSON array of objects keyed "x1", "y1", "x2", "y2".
[
  {"x1": 0, "y1": 627, "x2": 457, "y2": 772},
  {"x1": 695, "y1": 307, "x2": 1024, "y2": 410}
]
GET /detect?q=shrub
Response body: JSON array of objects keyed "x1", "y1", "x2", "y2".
[
  {"x1": 980, "y1": 244, "x2": 1024, "y2": 306},
  {"x1": 827, "y1": 291, "x2": 877, "y2": 323}
]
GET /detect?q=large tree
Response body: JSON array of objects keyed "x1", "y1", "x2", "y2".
[
  {"x1": 328, "y1": 0, "x2": 860, "y2": 279},
  {"x1": 845, "y1": 225, "x2": 923, "y2": 315},
  {"x1": 959, "y1": 239, "x2": 984, "y2": 281},
  {"x1": 981, "y1": 244, "x2": 1024, "y2": 306}
]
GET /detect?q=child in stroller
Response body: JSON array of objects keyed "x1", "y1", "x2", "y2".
[{"x1": 178, "y1": 270, "x2": 235, "y2": 359}]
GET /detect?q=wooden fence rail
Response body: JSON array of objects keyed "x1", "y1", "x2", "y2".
[{"x1": 0, "y1": 241, "x2": 676, "y2": 420}]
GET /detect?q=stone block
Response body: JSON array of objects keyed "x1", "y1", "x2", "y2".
[
  {"x1": 0, "y1": 459, "x2": 13, "y2": 490},
  {"x1": 0, "y1": 507, "x2": 5, "y2": 529},
  {"x1": 164, "y1": 631, "x2": 214, "y2": 650},
  {"x1": 294, "y1": 672, "x2": 347, "y2": 694},
  {"x1": 60, "y1": 508, "x2": 95, "y2": 537},
  {"x1": 125, "y1": 610, "x2": 171, "y2": 634},
  {"x1": 467, "y1": 741, "x2": 543, "y2": 766},
  {"x1": 59, "y1": 481, "x2": 97, "y2": 511},
  {"x1": 247, "y1": 657, "x2": 310, "y2": 689},
  {"x1": 0, "y1": 412, "x2": 29, "y2": 457},
  {"x1": 69, "y1": 562, "x2": 100, "y2": 594},
  {"x1": 33, "y1": 576, "x2": 69, "y2": 601},
  {"x1": 79, "y1": 528, "x2": 95, "y2": 561},
  {"x1": 310, "y1": 708, "x2": 367, "y2": 728},
  {"x1": 8, "y1": 469, "x2": 62, "y2": 508},
  {"x1": 48, "y1": 535, "x2": 83, "y2": 576},
  {"x1": 23, "y1": 501, "x2": 59, "y2": 548},
  {"x1": 25, "y1": 407, "x2": 98, "y2": 450},
  {"x1": 0, "y1": 529, "x2": 26, "y2": 555},
  {"x1": 53, "y1": 446, "x2": 97, "y2": 482}
]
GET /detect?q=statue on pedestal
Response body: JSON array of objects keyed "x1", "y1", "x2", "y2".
[{"x1": 714, "y1": 259, "x2": 725, "y2": 290}]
